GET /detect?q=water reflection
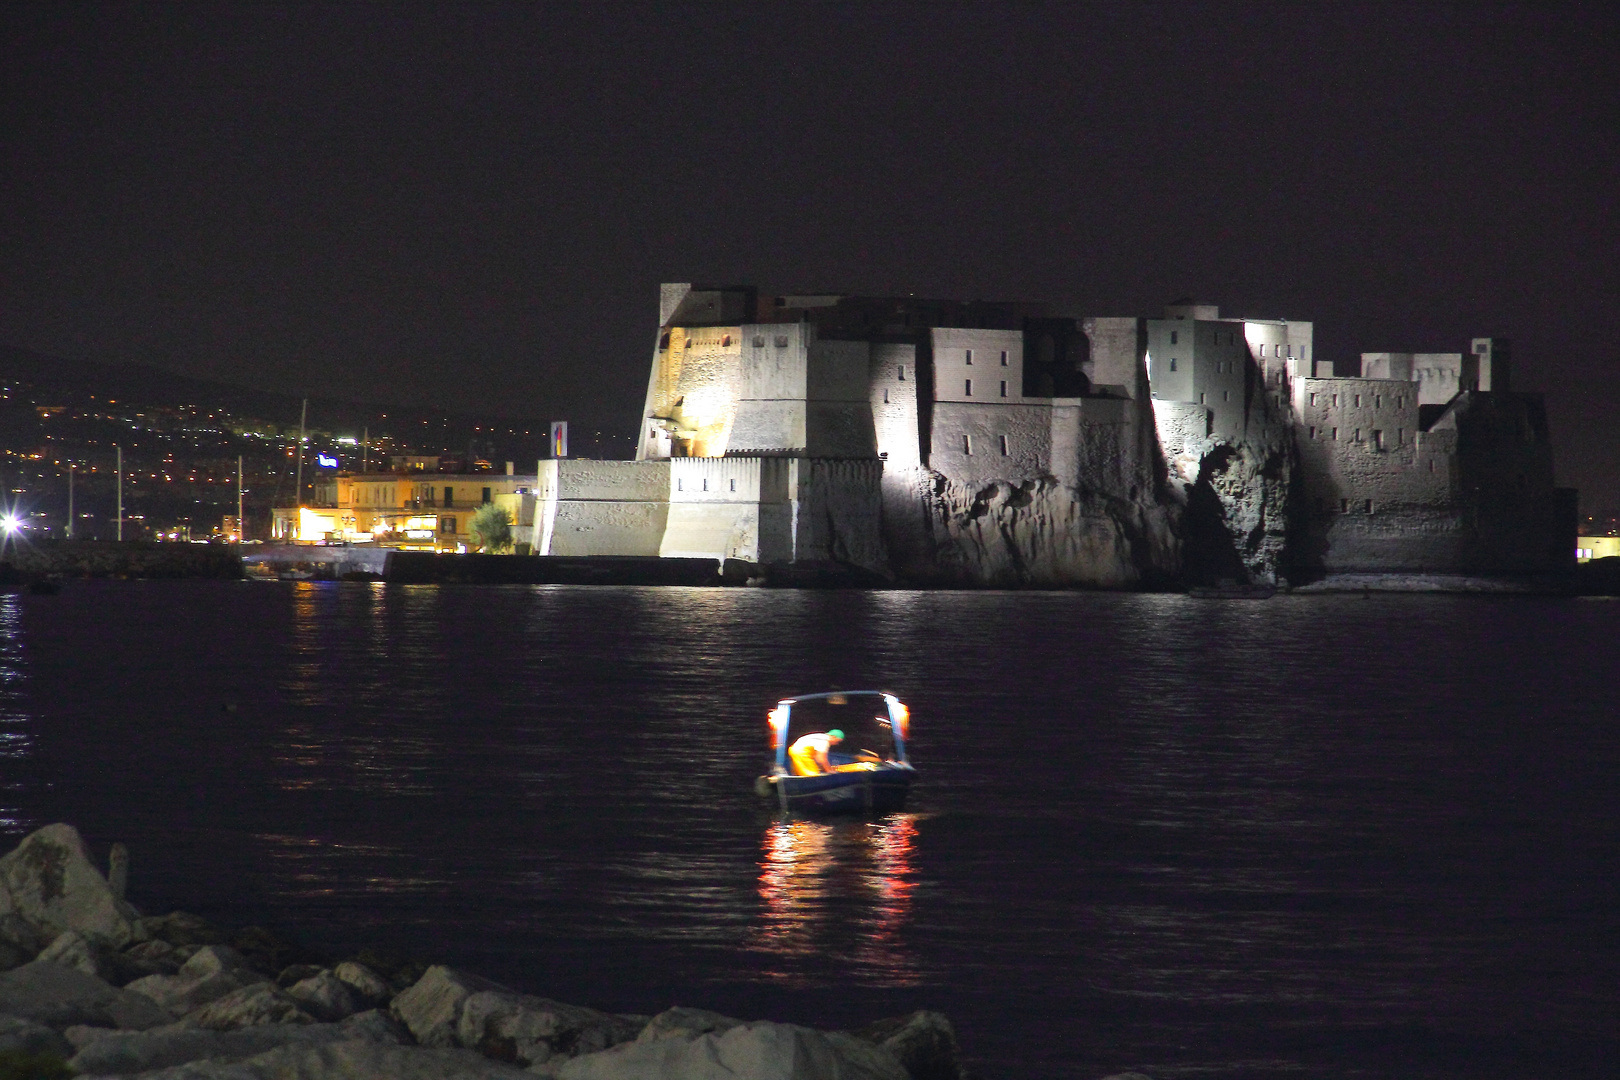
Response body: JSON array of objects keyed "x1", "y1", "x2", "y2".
[
  {"x1": 750, "y1": 814, "x2": 922, "y2": 986},
  {"x1": 0, "y1": 594, "x2": 32, "y2": 834}
]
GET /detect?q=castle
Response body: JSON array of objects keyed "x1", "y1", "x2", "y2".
[{"x1": 528, "y1": 284, "x2": 1573, "y2": 586}]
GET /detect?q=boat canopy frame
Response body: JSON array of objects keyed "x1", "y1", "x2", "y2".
[{"x1": 768, "y1": 690, "x2": 911, "y2": 773}]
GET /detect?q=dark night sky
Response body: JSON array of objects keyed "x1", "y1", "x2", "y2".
[{"x1": 4, "y1": 3, "x2": 1617, "y2": 510}]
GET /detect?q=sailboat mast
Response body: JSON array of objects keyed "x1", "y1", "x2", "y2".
[{"x1": 294, "y1": 398, "x2": 307, "y2": 509}]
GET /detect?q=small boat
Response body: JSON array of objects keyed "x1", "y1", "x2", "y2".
[{"x1": 754, "y1": 691, "x2": 915, "y2": 815}]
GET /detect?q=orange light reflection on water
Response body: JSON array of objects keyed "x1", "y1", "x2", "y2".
[{"x1": 751, "y1": 814, "x2": 921, "y2": 986}]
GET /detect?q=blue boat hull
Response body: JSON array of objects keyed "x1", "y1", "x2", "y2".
[{"x1": 762, "y1": 767, "x2": 913, "y2": 815}]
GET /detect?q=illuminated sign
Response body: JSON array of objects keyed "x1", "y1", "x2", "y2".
[{"x1": 317, "y1": 454, "x2": 339, "y2": 469}]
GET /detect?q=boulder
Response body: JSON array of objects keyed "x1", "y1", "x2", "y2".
[
  {"x1": 332, "y1": 960, "x2": 393, "y2": 1007},
  {"x1": 0, "y1": 823, "x2": 139, "y2": 946},
  {"x1": 337, "y1": 1008, "x2": 412, "y2": 1045},
  {"x1": 391, "y1": 966, "x2": 641, "y2": 1069},
  {"x1": 67, "y1": 1017, "x2": 401, "y2": 1075},
  {"x1": 125, "y1": 937, "x2": 189, "y2": 975},
  {"x1": 391, "y1": 966, "x2": 513, "y2": 1048},
  {"x1": 125, "y1": 944, "x2": 268, "y2": 1015},
  {"x1": 851, "y1": 1011, "x2": 964, "y2": 1080},
  {"x1": 286, "y1": 970, "x2": 363, "y2": 1022},
  {"x1": 0, "y1": 959, "x2": 172, "y2": 1029},
  {"x1": 276, "y1": 963, "x2": 326, "y2": 988},
  {"x1": 555, "y1": 1021, "x2": 910, "y2": 1080},
  {"x1": 0, "y1": 911, "x2": 50, "y2": 955},
  {"x1": 636, "y1": 1007, "x2": 744, "y2": 1042},
  {"x1": 181, "y1": 983, "x2": 319, "y2": 1030},
  {"x1": 0, "y1": 1014, "x2": 74, "y2": 1058},
  {"x1": 240, "y1": 1039, "x2": 536, "y2": 1079},
  {"x1": 41, "y1": 928, "x2": 171, "y2": 985},
  {"x1": 455, "y1": 989, "x2": 641, "y2": 1067},
  {"x1": 139, "y1": 910, "x2": 230, "y2": 948},
  {"x1": 0, "y1": 935, "x2": 32, "y2": 973}
]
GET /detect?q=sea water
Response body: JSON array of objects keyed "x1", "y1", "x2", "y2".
[{"x1": 2, "y1": 581, "x2": 1617, "y2": 1078}]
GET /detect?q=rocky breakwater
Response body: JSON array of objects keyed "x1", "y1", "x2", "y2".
[{"x1": 0, "y1": 824, "x2": 969, "y2": 1080}]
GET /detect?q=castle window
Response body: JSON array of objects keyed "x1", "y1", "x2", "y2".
[
  {"x1": 1398, "y1": 428, "x2": 1405, "y2": 444},
  {"x1": 1223, "y1": 390, "x2": 1230, "y2": 402},
  {"x1": 1199, "y1": 393, "x2": 1206, "y2": 404},
  {"x1": 753, "y1": 336, "x2": 765, "y2": 348},
  {"x1": 1375, "y1": 394, "x2": 1381, "y2": 408},
  {"x1": 1373, "y1": 430, "x2": 1384, "y2": 450},
  {"x1": 965, "y1": 379, "x2": 973, "y2": 396},
  {"x1": 730, "y1": 478, "x2": 736, "y2": 492},
  {"x1": 1170, "y1": 331, "x2": 1178, "y2": 345},
  {"x1": 1310, "y1": 392, "x2": 1318, "y2": 406},
  {"x1": 721, "y1": 335, "x2": 732, "y2": 347},
  {"x1": 965, "y1": 349, "x2": 974, "y2": 365},
  {"x1": 897, "y1": 365, "x2": 907, "y2": 381},
  {"x1": 1332, "y1": 394, "x2": 1339, "y2": 407},
  {"x1": 1000, "y1": 351, "x2": 1009, "y2": 366},
  {"x1": 1355, "y1": 394, "x2": 1362, "y2": 407},
  {"x1": 702, "y1": 478, "x2": 709, "y2": 491},
  {"x1": 883, "y1": 388, "x2": 890, "y2": 404},
  {"x1": 1397, "y1": 396, "x2": 1404, "y2": 409},
  {"x1": 1169, "y1": 358, "x2": 1178, "y2": 371},
  {"x1": 1353, "y1": 428, "x2": 1361, "y2": 441},
  {"x1": 677, "y1": 478, "x2": 683, "y2": 491},
  {"x1": 962, "y1": 434, "x2": 972, "y2": 455},
  {"x1": 1366, "y1": 499, "x2": 1375, "y2": 514},
  {"x1": 999, "y1": 381, "x2": 1008, "y2": 397},
  {"x1": 774, "y1": 335, "x2": 789, "y2": 348},
  {"x1": 1340, "y1": 498, "x2": 1349, "y2": 513},
  {"x1": 1308, "y1": 426, "x2": 1317, "y2": 439},
  {"x1": 999, "y1": 434, "x2": 1009, "y2": 455},
  {"x1": 1332, "y1": 427, "x2": 1339, "y2": 440}
]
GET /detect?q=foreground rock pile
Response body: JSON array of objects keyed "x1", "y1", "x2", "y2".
[{"x1": 0, "y1": 824, "x2": 966, "y2": 1079}]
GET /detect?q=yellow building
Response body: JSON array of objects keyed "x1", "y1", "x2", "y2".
[
  {"x1": 272, "y1": 472, "x2": 534, "y2": 550},
  {"x1": 1576, "y1": 536, "x2": 1620, "y2": 562}
]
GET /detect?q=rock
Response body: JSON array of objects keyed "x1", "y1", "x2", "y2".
[
  {"x1": 66, "y1": 1018, "x2": 397, "y2": 1075},
  {"x1": 125, "y1": 944, "x2": 269, "y2": 1015},
  {"x1": 557, "y1": 1021, "x2": 910, "y2": 1080},
  {"x1": 286, "y1": 970, "x2": 363, "y2": 1021},
  {"x1": 0, "y1": 936, "x2": 32, "y2": 973},
  {"x1": 108, "y1": 841, "x2": 130, "y2": 900},
  {"x1": 37, "y1": 928, "x2": 116, "y2": 980},
  {"x1": 391, "y1": 966, "x2": 513, "y2": 1048},
  {"x1": 181, "y1": 983, "x2": 319, "y2": 1030},
  {"x1": 337, "y1": 1008, "x2": 411, "y2": 1045},
  {"x1": 0, "y1": 823, "x2": 139, "y2": 946},
  {"x1": 139, "y1": 910, "x2": 230, "y2": 948},
  {"x1": 228, "y1": 924, "x2": 311, "y2": 976},
  {"x1": 276, "y1": 963, "x2": 326, "y2": 988},
  {"x1": 40, "y1": 928, "x2": 170, "y2": 986},
  {"x1": 0, "y1": 911, "x2": 51, "y2": 955},
  {"x1": 242, "y1": 1039, "x2": 536, "y2": 1079},
  {"x1": 124, "y1": 937, "x2": 188, "y2": 975},
  {"x1": 0, "y1": 959, "x2": 172, "y2": 1029},
  {"x1": 0, "y1": 1015, "x2": 74, "y2": 1058},
  {"x1": 851, "y1": 1011, "x2": 964, "y2": 1080},
  {"x1": 636, "y1": 1007, "x2": 744, "y2": 1042},
  {"x1": 456, "y1": 989, "x2": 641, "y2": 1067},
  {"x1": 391, "y1": 966, "x2": 640, "y2": 1069},
  {"x1": 332, "y1": 960, "x2": 393, "y2": 1007},
  {"x1": 63, "y1": 1023, "x2": 121, "y2": 1049}
]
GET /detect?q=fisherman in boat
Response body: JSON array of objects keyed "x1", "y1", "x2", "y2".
[{"x1": 787, "y1": 728, "x2": 844, "y2": 776}]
